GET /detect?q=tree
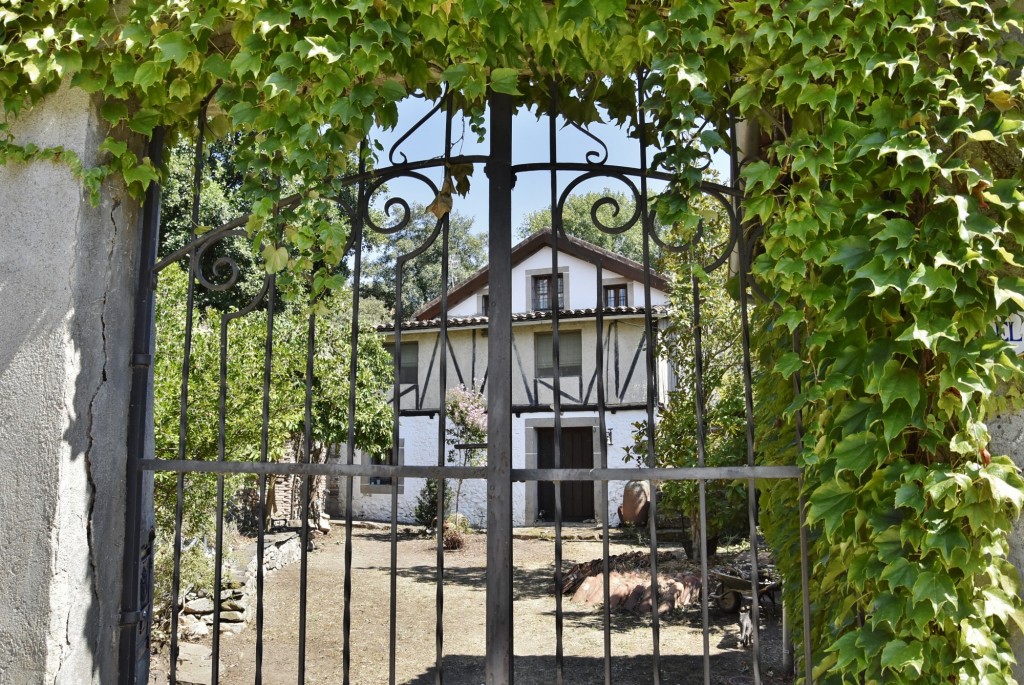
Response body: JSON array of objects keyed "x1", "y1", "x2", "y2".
[
  {"x1": 517, "y1": 189, "x2": 647, "y2": 262},
  {"x1": 362, "y1": 203, "x2": 487, "y2": 317},
  {"x1": 159, "y1": 137, "x2": 264, "y2": 312},
  {"x1": 626, "y1": 190, "x2": 747, "y2": 560},
  {"x1": 151, "y1": 237, "x2": 393, "y2": 618}
]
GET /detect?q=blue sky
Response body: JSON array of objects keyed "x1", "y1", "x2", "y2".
[{"x1": 368, "y1": 97, "x2": 677, "y2": 236}]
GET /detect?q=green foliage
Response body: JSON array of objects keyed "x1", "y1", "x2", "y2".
[
  {"x1": 152, "y1": 265, "x2": 393, "y2": 602},
  {"x1": 3, "y1": 1, "x2": 1024, "y2": 681},
  {"x1": 518, "y1": 189, "x2": 647, "y2": 262},
  {"x1": 626, "y1": 189, "x2": 748, "y2": 545},
  {"x1": 731, "y1": 2, "x2": 1024, "y2": 683},
  {"x1": 413, "y1": 479, "x2": 451, "y2": 529},
  {"x1": 362, "y1": 203, "x2": 486, "y2": 316}
]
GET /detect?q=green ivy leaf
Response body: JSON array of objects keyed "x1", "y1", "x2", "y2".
[
  {"x1": 808, "y1": 481, "x2": 856, "y2": 537},
  {"x1": 134, "y1": 61, "x2": 164, "y2": 91},
  {"x1": 490, "y1": 67, "x2": 521, "y2": 95},
  {"x1": 833, "y1": 431, "x2": 881, "y2": 477},
  {"x1": 262, "y1": 245, "x2": 289, "y2": 274},
  {"x1": 154, "y1": 31, "x2": 191, "y2": 63},
  {"x1": 128, "y1": 108, "x2": 161, "y2": 136},
  {"x1": 912, "y1": 570, "x2": 958, "y2": 612},
  {"x1": 880, "y1": 639, "x2": 923, "y2": 676},
  {"x1": 879, "y1": 360, "x2": 920, "y2": 412},
  {"x1": 774, "y1": 351, "x2": 803, "y2": 379}
]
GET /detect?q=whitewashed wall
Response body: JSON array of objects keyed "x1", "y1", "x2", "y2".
[
  {"x1": 447, "y1": 245, "x2": 668, "y2": 317},
  {"x1": 333, "y1": 410, "x2": 651, "y2": 528}
]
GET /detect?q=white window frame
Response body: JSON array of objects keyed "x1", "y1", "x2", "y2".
[{"x1": 360, "y1": 439, "x2": 405, "y2": 495}]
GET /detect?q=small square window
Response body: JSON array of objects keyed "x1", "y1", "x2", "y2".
[
  {"x1": 604, "y1": 284, "x2": 628, "y2": 308},
  {"x1": 361, "y1": 440, "x2": 404, "y2": 494},
  {"x1": 535, "y1": 331, "x2": 582, "y2": 377},
  {"x1": 384, "y1": 341, "x2": 418, "y2": 385},
  {"x1": 532, "y1": 274, "x2": 564, "y2": 311}
]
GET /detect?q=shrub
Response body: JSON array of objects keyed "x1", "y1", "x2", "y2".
[{"x1": 413, "y1": 478, "x2": 450, "y2": 528}]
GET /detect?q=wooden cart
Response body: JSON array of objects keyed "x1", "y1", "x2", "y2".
[{"x1": 708, "y1": 570, "x2": 780, "y2": 613}]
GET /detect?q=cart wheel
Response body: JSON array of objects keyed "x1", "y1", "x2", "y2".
[{"x1": 716, "y1": 590, "x2": 742, "y2": 613}]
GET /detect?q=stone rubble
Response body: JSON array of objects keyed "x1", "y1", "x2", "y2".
[{"x1": 174, "y1": 531, "x2": 303, "y2": 647}]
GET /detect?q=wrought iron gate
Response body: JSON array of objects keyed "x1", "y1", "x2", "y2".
[{"x1": 121, "y1": 81, "x2": 812, "y2": 685}]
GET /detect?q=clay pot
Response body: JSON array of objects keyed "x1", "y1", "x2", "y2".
[{"x1": 618, "y1": 480, "x2": 650, "y2": 525}]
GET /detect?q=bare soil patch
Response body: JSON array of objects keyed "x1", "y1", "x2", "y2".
[{"x1": 160, "y1": 525, "x2": 793, "y2": 685}]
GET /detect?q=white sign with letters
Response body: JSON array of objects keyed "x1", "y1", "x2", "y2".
[{"x1": 999, "y1": 313, "x2": 1024, "y2": 356}]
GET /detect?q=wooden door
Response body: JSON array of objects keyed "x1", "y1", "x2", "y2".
[{"x1": 536, "y1": 427, "x2": 595, "y2": 522}]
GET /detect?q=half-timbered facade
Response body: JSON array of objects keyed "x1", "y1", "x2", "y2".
[{"x1": 332, "y1": 230, "x2": 672, "y2": 527}]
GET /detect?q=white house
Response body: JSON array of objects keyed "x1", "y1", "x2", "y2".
[{"x1": 331, "y1": 230, "x2": 672, "y2": 527}]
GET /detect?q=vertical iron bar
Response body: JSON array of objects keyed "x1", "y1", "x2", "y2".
[
  {"x1": 794, "y1": 332, "x2": 813, "y2": 684},
  {"x1": 255, "y1": 272, "x2": 275, "y2": 685},
  {"x1": 733, "y1": 114, "x2": 763, "y2": 684},
  {"x1": 298, "y1": 315, "x2": 316, "y2": 684},
  {"x1": 594, "y1": 263, "x2": 612, "y2": 685},
  {"x1": 120, "y1": 125, "x2": 165, "y2": 685},
  {"x1": 255, "y1": 193, "x2": 280, "y2": 685},
  {"x1": 799, "y1": 484, "x2": 813, "y2": 684},
  {"x1": 389, "y1": 213, "x2": 405, "y2": 685},
  {"x1": 485, "y1": 91, "x2": 514, "y2": 685},
  {"x1": 436, "y1": 90, "x2": 455, "y2": 685},
  {"x1": 691, "y1": 272, "x2": 712, "y2": 685},
  {"x1": 343, "y1": 145, "x2": 368, "y2": 685},
  {"x1": 547, "y1": 80, "x2": 565, "y2": 685},
  {"x1": 636, "y1": 71, "x2": 662, "y2": 685},
  {"x1": 173, "y1": 109, "x2": 207, "y2": 685},
  {"x1": 211, "y1": 288, "x2": 231, "y2": 685},
  {"x1": 175, "y1": 102, "x2": 211, "y2": 685}
]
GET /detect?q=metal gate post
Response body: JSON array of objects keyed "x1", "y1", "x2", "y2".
[
  {"x1": 485, "y1": 92, "x2": 514, "y2": 685},
  {"x1": 120, "y1": 127, "x2": 165, "y2": 684}
]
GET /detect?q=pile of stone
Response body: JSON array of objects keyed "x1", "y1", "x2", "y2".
[
  {"x1": 176, "y1": 531, "x2": 303, "y2": 640},
  {"x1": 569, "y1": 571, "x2": 701, "y2": 616}
]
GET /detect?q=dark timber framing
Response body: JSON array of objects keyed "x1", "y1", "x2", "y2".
[{"x1": 122, "y1": 78, "x2": 815, "y2": 685}]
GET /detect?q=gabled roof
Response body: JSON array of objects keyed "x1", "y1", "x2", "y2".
[{"x1": 414, "y1": 229, "x2": 670, "y2": 321}]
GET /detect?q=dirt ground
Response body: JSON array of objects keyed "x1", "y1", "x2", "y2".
[{"x1": 161, "y1": 525, "x2": 793, "y2": 685}]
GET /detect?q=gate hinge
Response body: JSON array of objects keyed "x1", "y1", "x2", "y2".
[
  {"x1": 119, "y1": 609, "x2": 146, "y2": 627},
  {"x1": 131, "y1": 353, "x2": 153, "y2": 368}
]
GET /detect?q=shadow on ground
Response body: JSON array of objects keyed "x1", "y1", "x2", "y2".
[{"x1": 403, "y1": 653, "x2": 769, "y2": 685}]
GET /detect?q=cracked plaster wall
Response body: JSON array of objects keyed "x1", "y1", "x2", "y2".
[
  {"x1": 0, "y1": 86, "x2": 141, "y2": 685},
  {"x1": 991, "y1": 409, "x2": 1024, "y2": 683}
]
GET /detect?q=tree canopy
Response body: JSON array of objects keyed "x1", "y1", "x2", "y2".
[
  {"x1": 517, "y1": 189, "x2": 646, "y2": 262},
  {"x1": 362, "y1": 203, "x2": 487, "y2": 317}
]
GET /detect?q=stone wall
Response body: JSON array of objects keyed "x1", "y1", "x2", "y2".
[
  {"x1": 990, "y1": 409, "x2": 1024, "y2": 683},
  {"x1": 0, "y1": 86, "x2": 142, "y2": 684}
]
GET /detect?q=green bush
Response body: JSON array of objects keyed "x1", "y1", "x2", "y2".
[{"x1": 413, "y1": 478, "x2": 450, "y2": 528}]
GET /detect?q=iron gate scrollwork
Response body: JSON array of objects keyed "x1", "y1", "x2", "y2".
[{"x1": 123, "y1": 78, "x2": 812, "y2": 685}]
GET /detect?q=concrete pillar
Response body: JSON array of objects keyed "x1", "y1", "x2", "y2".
[{"x1": 0, "y1": 87, "x2": 142, "y2": 684}]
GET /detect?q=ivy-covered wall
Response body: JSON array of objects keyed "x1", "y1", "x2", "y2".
[{"x1": 1, "y1": 2, "x2": 1022, "y2": 683}]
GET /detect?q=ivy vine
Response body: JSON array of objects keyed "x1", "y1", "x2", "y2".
[{"x1": 3, "y1": 1, "x2": 1024, "y2": 682}]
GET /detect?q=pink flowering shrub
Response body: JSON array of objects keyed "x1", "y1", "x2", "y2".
[{"x1": 445, "y1": 384, "x2": 487, "y2": 520}]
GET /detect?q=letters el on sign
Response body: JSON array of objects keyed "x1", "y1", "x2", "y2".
[{"x1": 1000, "y1": 313, "x2": 1024, "y2": 355}]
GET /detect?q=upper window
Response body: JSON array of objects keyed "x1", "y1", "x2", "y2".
[
  {"x1": 532, "y1": 274, "x2": 564, "y2": 311},
  {"x1": 535, "y1": 331, "x2": 583, "y2": 378},
  {"x1": 384, "y1": 341, "x2": 418, "y2": 385},
  {"x1": 481, "y1": 293, "x2": 490, "y2": 316},
  {"x1": 604, "y1": 284, "x2": 628, "y2": 308}
]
